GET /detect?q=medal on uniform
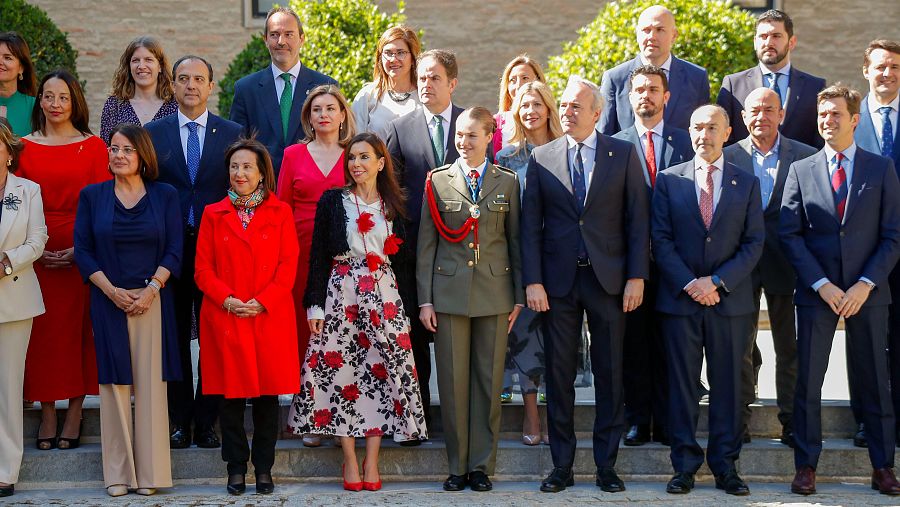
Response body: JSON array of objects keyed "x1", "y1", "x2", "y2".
[
  {"x1": 469, "y1": 204, "x2": 480, "y2": 219},
  {"x1": 424, "y1": 173, "x2": 481, "y2": 265}
]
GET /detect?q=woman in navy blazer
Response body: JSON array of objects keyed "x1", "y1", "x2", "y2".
[{"x1": 74, "y1": 124, "x2": 182, "y2": 497}]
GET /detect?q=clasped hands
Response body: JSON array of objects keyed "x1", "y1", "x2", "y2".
[
  {"x1": 107, "y1": 286, "x2": 156, "y2": 316},
  {"x1": 817, "y1": 281, "x2": 871, "y2": 318},
  {"x1": 224, "y1": 296, "x2": 265, "y2": 318},
  {"x1": 39, "y1": 247, "x2": 74, "y2": 269},
  {"x1": 685, "y1": 276, "x2": 720, "y2": 306}
]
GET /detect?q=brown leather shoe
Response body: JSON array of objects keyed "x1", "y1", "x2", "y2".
[
  {"x1": 791, "y1": 466, "x2": 816, "y2": 495},
  {"x1": 872, "y1": 468, "x2": 900, "y2": 495}
]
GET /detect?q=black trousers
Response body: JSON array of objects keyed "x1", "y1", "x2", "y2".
[
  {"x1": 544, "y1": 265, "x2": 625, "y2": 469},
  {"x1": 663, "y1": 309, "x2": 752, "y2": 476},
  {"x1": 623, "y1": 275, "x2": 667, "y2": 429},
  {"x1": 220, "y1": 396, "x2": 279, "y2": 476},
  {"x1": 742, "y1": 288, "x2": 796, "y2": 430},
  {"x1": 794, "y1": 304, "x2": 895, "y2": 470},
  {"x1": 168, "y1": 230, "x2": 221, "y2": 430},
  {"x1": 887, "y1": 279, "x2": 900, "y2": 435}
]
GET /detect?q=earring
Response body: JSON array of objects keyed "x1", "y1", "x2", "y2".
[
  {"x1": 6, "y1": 159, "x2": 11, "y2": 166},
  {"x1": 339, "y1": 121, "x2": 344, "y2": 131},
  {"x1": 18, "y1": 73, "x2": 23, "y2": 81}
]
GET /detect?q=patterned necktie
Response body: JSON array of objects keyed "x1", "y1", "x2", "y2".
[
  {"x1": 700, "y1": 165, "x2": 716, "y2": 229},
  {"x1": 431, "y1": 116, "x2": 445, "y2": 165},
  {"x1": 279, "y1": 72, "x2": 293, "y2": 143},
  {"x1": 186, "y1": 121, "x2": 201, "y2": 226},
  {"x1": 468, "y1": 169, "x2": 480, "y2": 200},
  {"x1": 832, "y1": 152, "x2": 848, "y2": 221},
  {"x1": 880, "y1": 107, "x2": 894, "y2": 160},
  {"x1": 645, "y1": 132, "x2": 657, "y2": 187},
  {"x1": 767, "y1": 72, "x2": 783, "y2": 105}
]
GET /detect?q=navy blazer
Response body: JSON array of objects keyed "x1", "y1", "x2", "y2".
[
  {"x1": 651, "y1": 160, "x2": 765, "y2": 316},
  {"x1": 521, "y1": 131, "x2": 650, "y2": 298},
  {"x1": 612, "y1": 124, "x2": 694, "y2": 189},
  {"x1": 73, "y1": 180, "x2": 183, "y2": 384},
  {"x1": 779, "y1": 148, "x2": 900, "y2": 307},
  {"x1": 229, "y1": 64, "x2": 337, "y2": 174},
  {"x1": 717, "y1": 66, "x2": 826, "y2": 148},
  {"x1": 386, "y1": 105, "x2": 464, "y2": 246},
  {"x1": 599, "y1": 55, "x2": 710, "y2": 135},
  {"x1": 855, "y1": 94, "x2": 900, "y2": 169},
  {"x1": 725, "y1": 136, "x2": 817, "y2": 294},
  {"x1": 146, "y1": 112, "x2": 243, "y2": 228}
]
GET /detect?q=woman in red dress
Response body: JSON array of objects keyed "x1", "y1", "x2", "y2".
[
  {"x1": 19, "y1": 70, "x2": 108, "y2": 450},
  {"x1": 276, "y1": 84, "x2": 356, "y2": 447}
]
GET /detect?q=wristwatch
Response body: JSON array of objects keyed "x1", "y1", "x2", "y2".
[{"x1": 711, "y1": 274, "x2": 725, "y2": 291}]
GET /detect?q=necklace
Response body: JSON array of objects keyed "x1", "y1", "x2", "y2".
[{"x1": 387, "y1": 89, "x2": 412, "y2": 102}]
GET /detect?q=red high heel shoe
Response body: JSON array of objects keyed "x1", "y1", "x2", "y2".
[
  {"x1": 362, "y1": 459, "x2": 382, "y2": 491},
  {"x1": 343, "y1": 463, "x2": 363, "y2": 492}
]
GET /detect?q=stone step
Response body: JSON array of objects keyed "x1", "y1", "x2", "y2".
[
  {"x1": 22, "y1": 399, "x2": 859, "y2": 444},
  {"x1": 16, "y1": 437, "x2": 876, "y2": 488}
]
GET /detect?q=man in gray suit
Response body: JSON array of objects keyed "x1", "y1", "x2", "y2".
[{"x1": 724, "y1": 87, "x2": 816, "y2": 448}]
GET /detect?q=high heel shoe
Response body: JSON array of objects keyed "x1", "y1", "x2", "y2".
[
  {"x1": 58, "y1": 419, "x2": 83, "y2": 450},
  {"x1": 106, "y1": 485, "x2": 128, "y2": 497},
  {"x1": 226, "y1": 474, "x2": 246, "y2": 495},
  {"x1": 35, "y1": 422, "x2": 57, "y2": 451},
  {"x1": 362, "y1": 459, "x2": 382, "y2": 491},
  {"x1": 255, "y1": 472, "x2": 274, "y2": 494},
  {"x1": 522, "y1": 434, "x2": 540, "y2": 446},
  {"x1": 343, "y1": 463, "x2": 363, "y2": 491}
]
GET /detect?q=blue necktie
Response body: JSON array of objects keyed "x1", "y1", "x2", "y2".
[
  {"x1": 767, "y1": 73, "x2": 783, "y2": 105},
  {"x1": 186, "y1": 121, "x2": 201, "y2": 226},
  {"x1": 572, "y1": 143, "x2": 588, "y2": 260},
  {"x1": 880, "y1": 107, "x2": 894, "y2": 160}
]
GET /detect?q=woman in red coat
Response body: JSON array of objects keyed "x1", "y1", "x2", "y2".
[{"x1": 194, "y1": 138, "x2": 300, "y2": 496}]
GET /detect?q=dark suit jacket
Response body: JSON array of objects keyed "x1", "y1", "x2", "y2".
[
  {"x1": 724, "y1": 135, "x2": 817, "y2": 294},
  {"x1": 855, "y1": 94, "x2": 900, "y2": 168},
  {"x1": 717, "y1": 66, "x2": 826, "y2": 148},
  {"x1": 146, "y1": 113, "x2": 243, "y2": 228},
  {"x1": 386, "y1": 105, "x2": 464, "y2": 247},
  {"x1": 229, "y1": 64, "x2": 337, "y2": 173},
  {"x1": 521, "y1": 131, "x2": 650, "y2": 298},
  {"x1": 612, "y1": 124, "x2": 694, "y2": 189},
  {"x1": 651, "y1": 160, "x2": 764, "y2": 316},
  {"x1": 599, "y1": 55, "x2": 710, "y2": 135},
  {"x1": 779, "y1": 148, "x2": 900, "y2": 307}
]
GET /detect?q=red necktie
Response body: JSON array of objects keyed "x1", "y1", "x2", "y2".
[
  {"x1": 831, "y1": 152, "x2": 847, "y2": 221},
  {"x1": 645, "y1": 132, "x2": 657, "y2": 187},
  {"x1": 700, "y1": 165, "x2": 716, "y2": 229}
]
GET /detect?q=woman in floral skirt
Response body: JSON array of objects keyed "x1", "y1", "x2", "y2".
[{"x1": 289, "y1": 132, "x2": 427, "y2": 492}]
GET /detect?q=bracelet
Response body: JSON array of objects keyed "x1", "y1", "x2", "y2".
[
  {"x1": 151, "y1": 275, "x2": 166, "y2": 289},
  {"x1": 111, "y1": 287, "x2": 119, "y2": 299},
  {"x1": 147, "y1": 280, "x2": 161, "y2": 292}
]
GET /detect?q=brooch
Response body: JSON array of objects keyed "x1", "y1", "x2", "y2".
[{"x1": 3, "y1": 193, "x2": 21, "y2": 211}]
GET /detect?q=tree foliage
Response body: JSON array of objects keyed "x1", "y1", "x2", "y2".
[
  {"x1": 0, "y1": 0, "x2": 80, "y2": 81},
  {"x1": 218, "y1": 0, "x2": 415, "y2": 116},
  {"x1": 546, "y1": 0, "x2": 757, "y2": 98}
]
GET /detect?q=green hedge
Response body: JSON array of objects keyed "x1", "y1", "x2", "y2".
[
  {"x1": 218, "y1": 0, "x2": 415, "y2": 116},
  {"x1": 546, "y1": 0, "x2": 757, "y2": 98},
  {"x1": 0, "y1": 0, "x2": 79, "y2": 81}
]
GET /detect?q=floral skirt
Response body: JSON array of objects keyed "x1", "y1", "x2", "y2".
[{"x1": 288, "y1": 257, "x2": 428, "y2": 441}]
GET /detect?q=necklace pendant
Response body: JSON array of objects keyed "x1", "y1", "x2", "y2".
[{"x1": 469, "y1": 204, "x2": 480, "y2": 219}]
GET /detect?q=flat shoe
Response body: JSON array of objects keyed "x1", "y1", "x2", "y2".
[
  {"x1": 135, "y1": 488, "x2": 156, "y2": 496},
  {"x1": 106, "y1": 485, "x2": 128, "y2": 497}
]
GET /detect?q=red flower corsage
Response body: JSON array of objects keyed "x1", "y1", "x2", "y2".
[
  {"x1": 356, "y1": 211, "x2": 375, "y2": 234},
  {"x1": 383, "y1": 233, "x2": 403, "y2": 255},
  {"x1": 365, "y1": 251, "x2": 384, "y2": 273}
]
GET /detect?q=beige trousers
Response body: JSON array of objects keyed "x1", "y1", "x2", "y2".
[
  {"x1": 0, "y1": 318, "x2": 32, "y2": 484},
  {"x1": 99, "y1": 296, "x2": 172, "y2": 488}
]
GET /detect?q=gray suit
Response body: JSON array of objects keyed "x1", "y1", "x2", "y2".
[{"x1": 725, "y1": 136, "x2": 817, "y2": 435}]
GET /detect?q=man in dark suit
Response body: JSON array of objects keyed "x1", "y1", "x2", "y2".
[
  {"x1": 652, "y1": 104, "x2": 764, "y2": 496},
  {"x1": 146, "y1": 55, "x2": 243, "y2": 450},
  {"x1": 522, "y1": 75, "x2": 650, "y2": 493},
  {"x1": 386, "y1": 49, "x2": 463, "y2": 433},
  {"x1": 780, "y1": 85, "x2": 900, "y2": 496},
  {"x1": 717, "y1": 9, "x2": 826, "y2": 148},
  {"x1": 599, "y1": 5, "x2": 709, "y2": 135},
  {"x1": 724, "y1": 87, "x2": 817, "y2": 448},
  {"x1": 612, "y1": 64, "x2": 692, "y2": 447},
  {"x1": 229, "y1": 6, "x2": 337, "y2": 174},
  {"x1": 854, "y1": 40, "x2": 900, "y2": 449}
]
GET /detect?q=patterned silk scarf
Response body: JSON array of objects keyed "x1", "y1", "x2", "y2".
[{"x1": 228, "y1": 186, "x2": 266, "y2": 229}]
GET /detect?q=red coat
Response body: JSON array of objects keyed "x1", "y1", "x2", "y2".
[{"x1": 195, "y1": 195, "x2": 300, "y2": 398}]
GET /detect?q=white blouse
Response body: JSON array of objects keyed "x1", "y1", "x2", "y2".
[{"x1": 351, "y1": 82, "x2": 421, "y2": 142}]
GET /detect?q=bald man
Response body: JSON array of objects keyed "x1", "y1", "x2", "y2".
[
  {"x1": 724, "y1": 88, "x2": 816, "y2": 448},
  {"x1": 599, "y1": 5, "x2": 710, "y2": 135},
  {"x1": 652, "y1": 104, "x2": 763, "y2": 496}
]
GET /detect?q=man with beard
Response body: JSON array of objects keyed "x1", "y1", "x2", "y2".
[
  {"x1": 612, "y1": 64, "x2": 692, "y2": 447},
  {"x1": 717, "y1": 9, "x2": 825, "y2": 148}
]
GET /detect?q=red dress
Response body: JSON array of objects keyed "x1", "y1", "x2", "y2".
[
  {"x1": 276, "y1": 143, "x2": 345, "y2": 362},
  {"x1": 20, "y1": 136, "x2": 109, "y2": 401}
]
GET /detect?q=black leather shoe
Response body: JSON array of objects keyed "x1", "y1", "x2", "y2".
[
  {"x1": 596, "y1": 467, "x2": 625, "y2": 492},
  {"x1": 170, "y1": 426, "x2": 190, "y2": 449},
  {"x1": 443, "y1": 474, "x2": 467, "y2": 491},
  {"x1": 255, "y1": 472, "x2": 274, "y2": 494},
  {"x1": 666, "y1": 472, "x2": 695, "y2": 494},
  {"x1": 715, "y1": 470, "x2": 750, "y2": 496},
  {"x1": 854, "y1": 423, "x2": 868, "y2": 448},
  {"x1": 540, "y1": 467, "x2": 574, "y2": 493},
  {"x1": 468, "y1": 471, "x2": 492, "y2": 492},
  {"x1": 780, "y1": 426, "x2": 796, "y2": 448},
  {"x1": 0, "y1": 484, "x2": 13, "y2": 497},
  {"x1": 652, "y1": 425, "x2": 670, "y2": 446},
  {"x1": 624, "y1": 424, "x2": 650, "y2": 446},
  {"x1": 226, "y1": 474, "x2": 245, "y2": 495},
  {"x1": 194, "y1": 428, "x2": 221, "y2": 448}
]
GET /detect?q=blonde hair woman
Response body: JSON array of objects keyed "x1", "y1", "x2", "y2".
[{"x1": 492, "y1": 55, "x2": 546, "y2": 158}]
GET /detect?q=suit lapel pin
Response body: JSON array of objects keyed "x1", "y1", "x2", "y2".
[
  {"x1": 212, "y1": 128, "x2": 217, "y2": 133},
  {"x1": 608, "y1": 151, "x2": 613, "y2": 157},
  {"x1": 667, "y1": 136, "x2": 672, "y2": 141},
  {"x1": 731, "y1": 179, "x2": 737, "y2": 186}
]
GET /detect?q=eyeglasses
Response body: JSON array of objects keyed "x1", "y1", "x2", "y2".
[
  {"x1": 109, "y1": 146, "x2": 137, "y2": 156},
  {"x1": 382, "y1": 50, "x2": 410, "y2": 61}
]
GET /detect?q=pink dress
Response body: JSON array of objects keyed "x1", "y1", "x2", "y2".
[{"x1": 277, "y1": 143, "x2": 345, "y2": 364}]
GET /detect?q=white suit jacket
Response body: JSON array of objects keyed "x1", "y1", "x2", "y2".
[{"x1": 0, "y1": 172, "x2": 48, "y2": 323}]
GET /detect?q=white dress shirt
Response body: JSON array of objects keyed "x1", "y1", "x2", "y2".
[
  {"x1": 867, "y1": 93, "x2": 899, "y2": 143},
  {"x1": 424, "y1": 103, "x2": 454, "y2": 157},
  {"x1": 693, "y1": 155, "x2": 725, "y2": 210},
  {"x1": 177, "y1": 109, "x2": 209, "y2": 163},
  {"x1": 271, "y1": 61, "x2": 303, "y2": 103},
  {"x1": 566, "y1": 130, "x2": 598, "y2": 200}
]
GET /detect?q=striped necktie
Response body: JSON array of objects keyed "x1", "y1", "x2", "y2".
[{"x1": 831, "y1": 152, "x2": 848, "y2": 221}]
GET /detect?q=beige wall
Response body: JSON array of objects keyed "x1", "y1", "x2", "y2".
[{"x1": 26, "y1": 0, "x2": 900, "y2": 133}]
